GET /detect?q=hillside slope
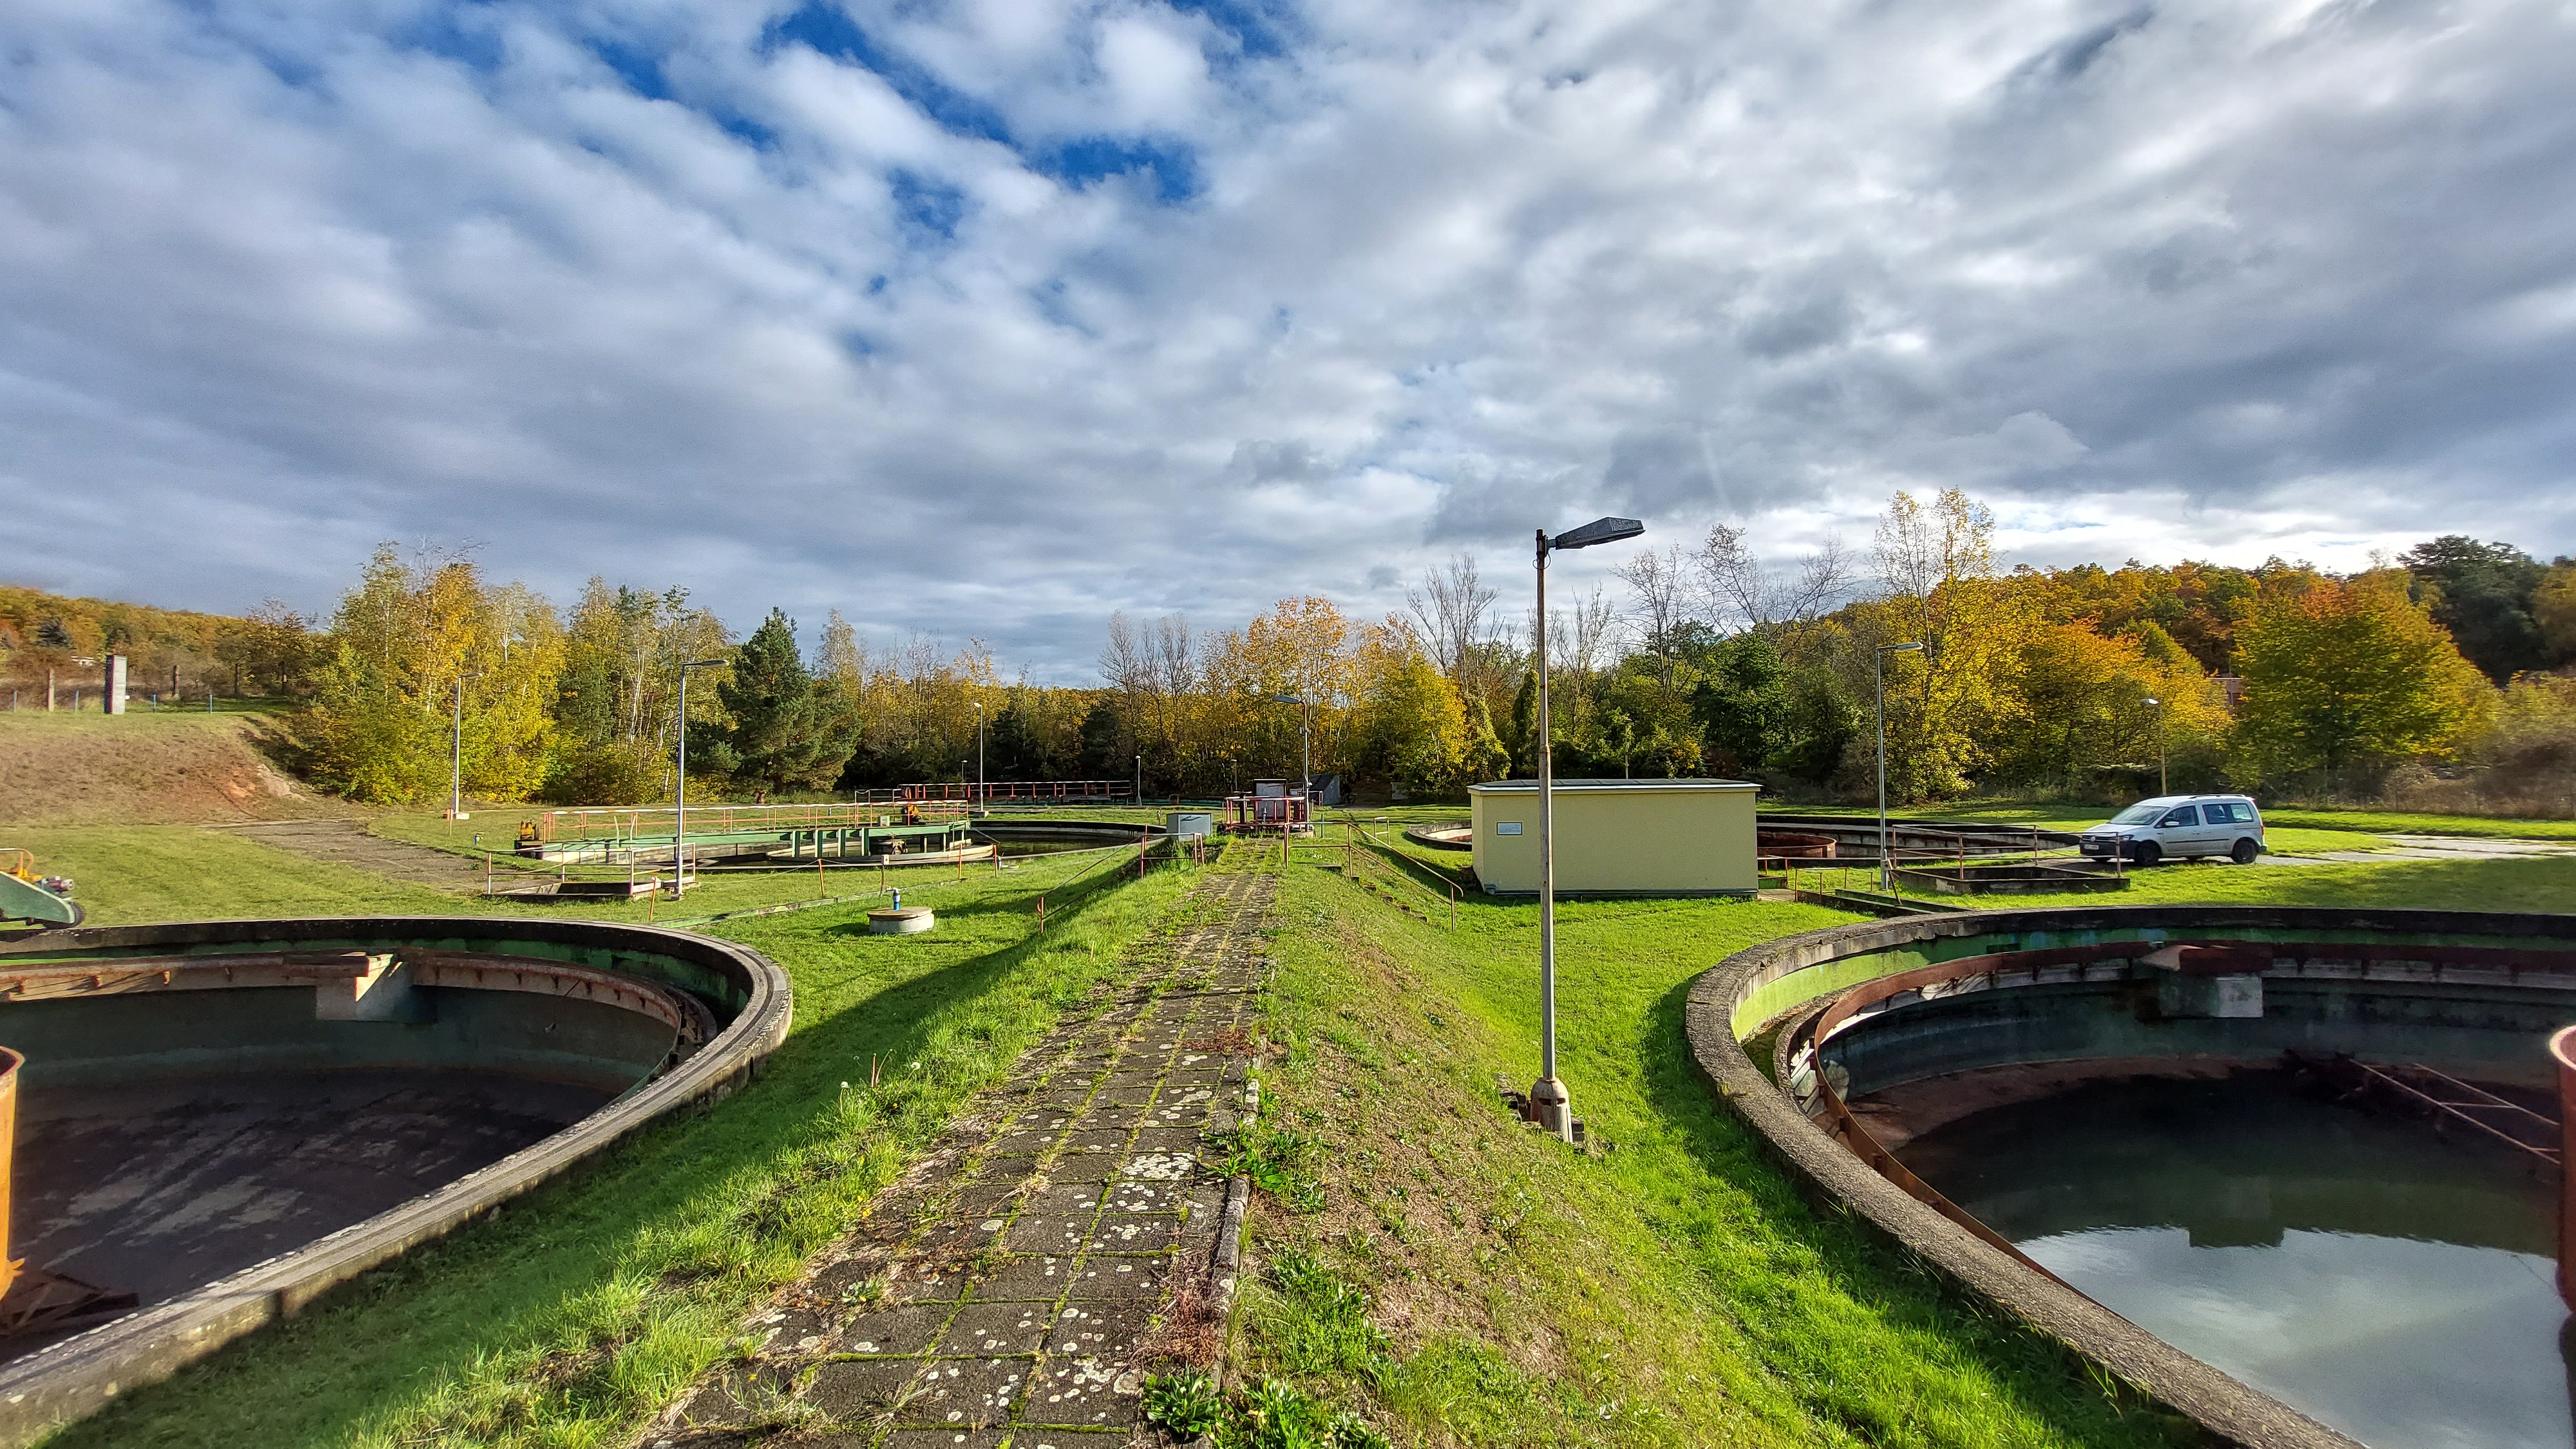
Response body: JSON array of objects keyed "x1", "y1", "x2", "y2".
[{"x1": 0, "y1": 712, "x2": 346, "y2": 825}]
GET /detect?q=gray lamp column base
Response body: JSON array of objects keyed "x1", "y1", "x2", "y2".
[{"x1": 1528, "y1": 1074, "x2": 1574, "y2": 1142}]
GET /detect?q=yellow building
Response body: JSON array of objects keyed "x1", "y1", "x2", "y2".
[{"x1": 1466, "y1": 778, "x2": 1759, "y2": 896}]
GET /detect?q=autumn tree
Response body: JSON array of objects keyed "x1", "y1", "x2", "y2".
[
  {"x1": 1859, "y1": 489, "x2": 2032, "y2": 800},
  {"x1": 2232, "y1": 573, "x2": 2492, "y2": 787},
  {"x1": 304, "y1": 545, "x2": 562, "y2": 804}
]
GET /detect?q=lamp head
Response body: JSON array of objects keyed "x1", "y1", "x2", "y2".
[
  {"x1": 1881, "y1": 641, "x2": 1923, "y2": 654},
  {"x1": 682, "y1": 658, "x2": 726, "y2": 670},
  {"x1": 1548, "y1": 516, "x2": 1646, "y2": 552},
  {"x1": 2143, "y1": 696, "x2": 2159, "y2": 706}
]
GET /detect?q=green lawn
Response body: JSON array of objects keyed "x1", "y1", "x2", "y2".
[
  {"x1": 1210, "y1": 822, "x2": 2576, "y2": 1446},
  {"x1": 32, "y1": 836, "x2": 1203, "y2": 1449},
  {"x1": 25, "y1": 804, "x2": 2576, "y2": 1448},
  {"x1": 1766, "y1": 797, "x2": 2576, "y2": 841},
  {"x1": 371, "y1": 803, "x2": 1194, "y2": 860},
  {"x1": 1227, "y1": 842, "x2": 2199, "y2": 1448},
  {"x1": 1815, "y1": 851, "x2": 2576, "y2": 915}
]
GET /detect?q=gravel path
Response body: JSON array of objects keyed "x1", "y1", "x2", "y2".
[
  {"x1": 635, "y1": 864, "x2": 1274, "y2": 1449},
  {"x1": 209, "y1": 819, "x2": 489, "y2": 888}
]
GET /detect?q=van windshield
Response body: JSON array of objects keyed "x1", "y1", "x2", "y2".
[{"x1": 2108, "y1": 802, "x2": 2166, "y2": 826}]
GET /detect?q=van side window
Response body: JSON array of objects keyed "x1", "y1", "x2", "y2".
[
  {"x1": 2221, "y1": 804, "x2": 2251, "y2": 823},
  {"x1": 2159, "y1": 806, "x2": 2199, "y2": 827}
]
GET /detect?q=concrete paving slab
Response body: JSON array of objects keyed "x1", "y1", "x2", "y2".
[{"x1": 629, "y1": 865, "x2": 1273, "y2": 1448}]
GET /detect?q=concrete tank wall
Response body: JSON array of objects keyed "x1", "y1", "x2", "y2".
[
  {"x1": 1, "y1": 986, "x2": 676, "y2": 1096},
  {"x1": 1824, "y1": 978, "x2": 2576, "y2": 1094}
]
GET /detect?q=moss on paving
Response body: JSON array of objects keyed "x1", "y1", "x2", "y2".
[{"x1": 33, "y1": 844, "x2": 1200, "y2": 1449}]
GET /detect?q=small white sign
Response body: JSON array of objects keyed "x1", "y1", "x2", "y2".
[{"x1": 1495, "y1": 822, "x2": 1523, "y2": 835}]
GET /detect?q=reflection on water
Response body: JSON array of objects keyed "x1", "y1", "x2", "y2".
[{"x1": 1895, "y1": 1073, "x2": 2571, "y2": 1448}]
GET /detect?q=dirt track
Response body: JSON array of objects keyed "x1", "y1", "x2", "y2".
[{"x1": 209, "y1": 819, "x2": 487, "y2": 887}]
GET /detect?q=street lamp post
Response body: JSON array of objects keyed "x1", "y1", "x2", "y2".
[
  {"x1": 2143, "y1": 696, "x2": 2167, "y2": 794},
  {"x1": 975, "y1": 701, "x2": 986, "y2": 815},
  {"x1": 1271, "y1": 692, "x2": 1314, "y2": 826},
  {"x1": 1530, "y1": 515, "x2": 1644, "y2": 1144},
  {"x1": 674, "y1": 658, "x2": 726, "y2": 897},
  {"x1": 1875, "y1": 641, "x2": 1924, "y2": 891},
  {"x1": 446, "y1": 670, "x2": 482, "y2": 822},
  {"x1": 1135, "y1": 753, "x2": 1143, "y2": 806}
]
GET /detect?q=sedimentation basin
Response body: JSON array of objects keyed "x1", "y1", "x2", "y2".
[
  {"x1": 0, "y1": 916, "x2": 791, "y2": 1447},
  {"x1": 1690, "y1": 905, "x2": 2576, "y2": 1449}
]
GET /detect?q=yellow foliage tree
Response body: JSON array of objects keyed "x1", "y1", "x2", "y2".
[
  {"x1": 303, "y1": 546, "x2": 564, "y2": 804},
  {"x1": 2232, "y1": 571, "x2": 2492, "y2": 786}
]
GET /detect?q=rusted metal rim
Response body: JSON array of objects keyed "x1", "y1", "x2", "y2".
[
  {"x1": 1679, "y1": 904, "x2": 2576, "y2": 1449},
  {"x1": 2553, "y1": 1025, "x2": 2576, "y2": 1310},
  {"x1": 0, "y1": 916, "x2": 793, "y2": 1449}
]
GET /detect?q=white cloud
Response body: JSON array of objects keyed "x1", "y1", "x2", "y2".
[{"x1": 2, "y1": 0, "x2": 2573, "y2": 680}]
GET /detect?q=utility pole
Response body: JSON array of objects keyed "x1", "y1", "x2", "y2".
[
  {"x1": 975, "y1": 700, "x2": 986, "y2": 816},
  {"x1": 1875, "y1": 641, "x2": 1923, "y2": 891},
  {"x1": 448, "y1": 670, "x2": 482, "y2": 822},
  {"x1": 2144, "y1": 696, "x2": 2167, "y2": 794},
  {"x1": 1528, "y1": 515, "x2": 1643, "y2": 1144},
  {"x1": 674, "y1": 658, "x2": 725, "y2": 897}
]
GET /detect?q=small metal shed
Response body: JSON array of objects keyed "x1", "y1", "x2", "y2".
[{"x1": 1466, "y1": 778, "x2": 1760, "y2": 896}]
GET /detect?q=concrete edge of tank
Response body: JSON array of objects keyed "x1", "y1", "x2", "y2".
[
  {"x1": 1680, "y1": 904, "x2": 2576, "y2": 1449},
  {"x1": 0, "y1": 916, "x2": 794, "y2": 1449}
]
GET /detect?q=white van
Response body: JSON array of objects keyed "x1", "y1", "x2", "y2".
[{"x1": 2076, "y1": 794, "x2": 2267, "y2": 866}]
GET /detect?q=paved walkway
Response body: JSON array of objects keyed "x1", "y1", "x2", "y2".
[
  {"x1": 635, "y1": 864, "x2": 1274, "y2": 1449},
  {"x1": 213, "y1": 818, "x2": 491, "y2": 887}
]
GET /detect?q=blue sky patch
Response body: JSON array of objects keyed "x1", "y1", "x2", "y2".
[
  {"x1": 1040, "y1": 137, "x2": 1200, "y2": 204},
  {"x1": 764, "y1": 2, "x2": 1013, "y2": 146},
  {"x1": 589, "y1": 39, "x2": 671, "y2": 102},
  {"x1": 891, "y1": 169, "x2": 968, "y2": 242}
]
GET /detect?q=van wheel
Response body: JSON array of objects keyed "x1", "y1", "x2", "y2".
[
  {"x1": 2132, "y1": 841, "x2": 2161, "y2": 867},
  {"x1": 2231, "y1": 837, "x2": 2260, "y2": 865}
]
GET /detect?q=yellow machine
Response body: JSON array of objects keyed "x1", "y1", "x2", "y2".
[{"x1": 0, "y1": 851, "x2": 80, "y2": 928}]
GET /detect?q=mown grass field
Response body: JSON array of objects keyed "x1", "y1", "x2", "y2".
[
  {"x1": 14, "y1": 794, "x2": 2576, "y2": 1448},
  {"x1": 1216, "y1": 824, "x2": 2576, "y2": 1447},
  {"x1": 1766, "y1": 797, "x2": 2576, "y2": 841}
]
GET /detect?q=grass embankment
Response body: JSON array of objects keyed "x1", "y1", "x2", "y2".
[
  {"x1": 1204, "y1": 837, "x2": 2201, "y2": 1449},
  {"x1": 372, "y1": 804, "x2": 1195, "y2": 860},
  {"x1": 1202, "y1": 824, "x2": 2576, "y2": 1446},
  {"x1": 35, "y1": 842, "x2": 1203, "y2": 1449},
  {"x1": 5, "y1": 821, "x2": 1141, "y2": 929},
  {"x1": 0, "y1": 708, "x2": 336, "y2": 826}
]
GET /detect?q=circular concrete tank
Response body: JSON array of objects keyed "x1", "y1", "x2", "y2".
[
  {"x1": 1691, "y1": 906, "x2": 2576, "y2": 1449},
  {"x1": 0, "y1": 916, "x2": 791, "y2": 1448}
]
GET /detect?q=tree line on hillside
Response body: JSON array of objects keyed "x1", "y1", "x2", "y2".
[
  {"x1": 0, "y1": 585, "x2": 314, "y2": 702},
  {"x1": 11, "y1": 496, "x2": 2575, "y2": 815}
]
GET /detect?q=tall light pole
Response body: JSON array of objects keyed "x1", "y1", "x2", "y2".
[
  {"x1": 2143, "y1": 696, "x2": 2167, "y2": 794},
  {"x1": 447, "y1": 670, "x2": 482, "y2": 822},
  {"x1": 1876, "y1": 641, "x2": 1924, "y2": 891},
  {"x1": 1271, "y1": 692, "x2": 1313, "y2": 822},
  {"x1": 1135, "y1": 753, "x2": 1143, "y2": 806},
  {"x1": 974, "y1": 700, "x2": 986, "y2": 815},
  {"x1": 674, "y1": 658, "x2": 725, "y2": 897},
  {"x1": 1530, "y1": 515, "x2": 1643, "y2": 1143}
]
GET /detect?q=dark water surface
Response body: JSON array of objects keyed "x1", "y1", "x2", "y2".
[{"x1": 1895, "y1": 1072, "x2": 2570, "y2": 1448}]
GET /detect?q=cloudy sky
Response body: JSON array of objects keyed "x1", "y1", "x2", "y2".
[{"x1": 5, "y1": 0, "x2": 2573, "y2": 677}]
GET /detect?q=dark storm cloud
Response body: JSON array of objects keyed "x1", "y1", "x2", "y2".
[{"x1": 3, "y1": 0, "x2": 2573, "y2": 679}]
